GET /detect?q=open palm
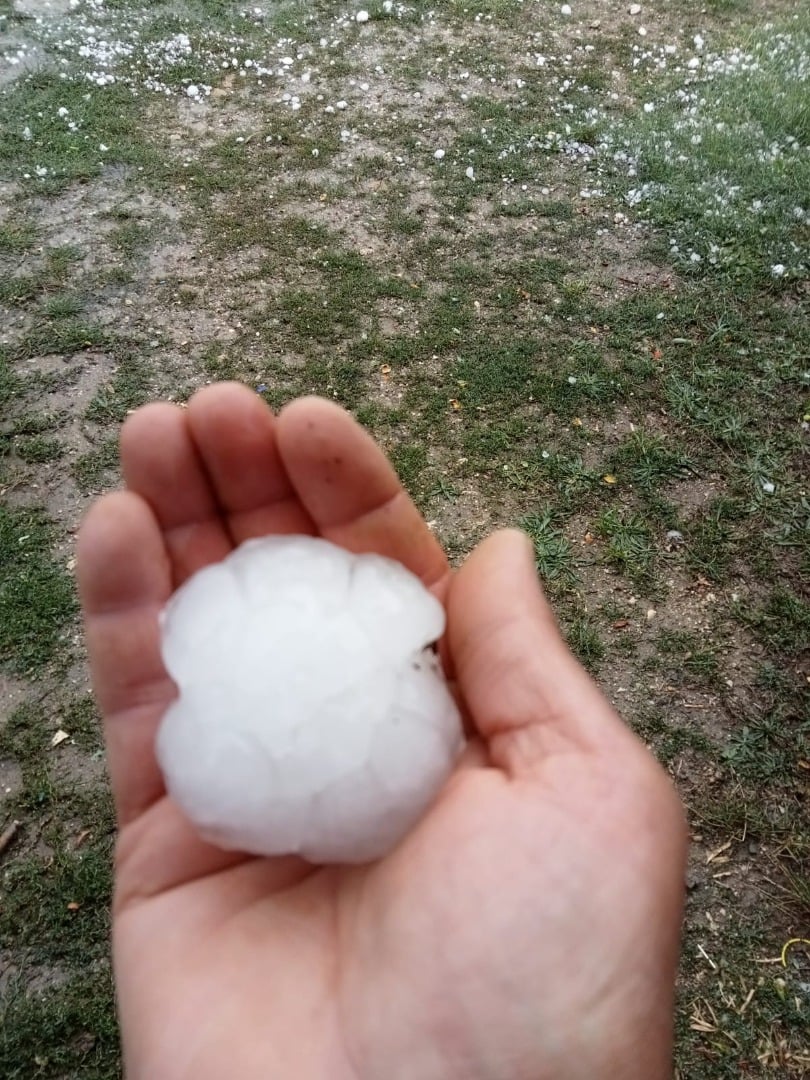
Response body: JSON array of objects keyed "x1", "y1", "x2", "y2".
[{"x1": 78, "y1": 383, "x2": 686, "y2": 1080}]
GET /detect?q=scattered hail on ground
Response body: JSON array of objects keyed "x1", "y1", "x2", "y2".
[{"x1": 1, "y1": 0, "x2": 808, "y2": 1076}]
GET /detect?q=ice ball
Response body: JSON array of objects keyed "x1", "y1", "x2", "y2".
[{"x1": 156, "y1": 536, "x2": 464, "y2": 863}]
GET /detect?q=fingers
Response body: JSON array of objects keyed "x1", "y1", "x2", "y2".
[
  {"x1": 276, "y1": 397, "x2": 450, "y2": 595},
  {"x1": 447, "y1": 530, "x2": 635, "y2": 777},
  {"x1": 120, "y1": 403, "x2": 232, "y2": 586},
  {"x1": 77, "y1": 492, "x2": 174, "y2": 824},
  {"x1": 185, "y1": 383, "x2": 316, "y2": 542}
]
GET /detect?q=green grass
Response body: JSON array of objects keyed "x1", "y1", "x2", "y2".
[
  {"x1": 0, "y1": 216, "x2": 37, "y2": 254},
  {"x1": 72, "y1": 438, "x2": 120, "y2": 494},
  {"x1": 0, "y1": 75, "x2": 160, "y2": 193},
  {"x1": 607, "y1": 10, "x2": 810, "y2": 284},
  {"x1": 0, "y1": 970, "x2": 119, "y2": 1080},
  {"x1": 0, "y1": 507, "x2": 77, "y2": 675},
  {"x1": 596, "y1": 507, "x2": 656, "y2": 589},
  {"x1": 86, "y1": 356, "x2": 154, "y2": 423},
  {"x1": 523, "y1": 510, "x2": 579, "y2": 592}
]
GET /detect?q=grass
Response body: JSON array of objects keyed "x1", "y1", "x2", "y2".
[
  {"x1": 1, "y1": 0, "x2": 809, "y2": 1075},
  {"x1": 523, "y1": 509, "x2": 579, "y2": 592},
  {"x1": 0, "y1": 970, "x2": 119, "y2": 1080},
  {"x1": 0, "y1": 507, "x2": 77, "y2": 676},
  {"x1": 606, "y1": 10, "x2": 810, "y2": 284}
]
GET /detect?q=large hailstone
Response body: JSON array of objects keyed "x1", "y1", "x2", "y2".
[{"x1": 156, "y1": 536, "x2": 464, "y2": 863}]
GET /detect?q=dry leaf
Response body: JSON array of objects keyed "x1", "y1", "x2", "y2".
[
  {"x1": 612, "y1": 619, "x2": 630, "y2": 629},
  {"x1": 449, "y1": 399, "x2": 462, "y2": 412},
  {"x1": 602, "y1": 474, "x2": 617, "y2": 485},
  {"x1": 583, "y1": 531, "x2": 595, "y2": 544},
  {"x1": 380, "y1": 364, "x2": 391, "y2": 376},
  {"x1": 67, "y1": 901, "x2": 81, "y2": 912},
  {"x1": 572, "y1": 417, "x2": 583, "y2": 427},
  {"x1": 50, "y1": 729, "x2": 70, "y2": 749}
]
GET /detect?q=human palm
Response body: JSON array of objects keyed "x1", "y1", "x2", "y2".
[{"x1": 78, "y1": 384, "x2": 686, "y2": 1080}]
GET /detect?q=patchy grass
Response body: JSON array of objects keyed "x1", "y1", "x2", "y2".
[{"x1": 1, "y1": 0, "x2": 808, "y2": 1075}]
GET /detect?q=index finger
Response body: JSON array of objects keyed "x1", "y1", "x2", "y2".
[{"x1": 276, "y1": 397, "x2": 451, "y2": 597}]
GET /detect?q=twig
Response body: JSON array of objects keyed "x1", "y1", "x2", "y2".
[{"x1": 0, "y1": 820, "x2": 20, "y2": 857}]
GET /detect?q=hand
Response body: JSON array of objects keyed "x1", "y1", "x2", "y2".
[{"x1": 78, "y1": 383, "x2": 687, "y2": 1080}]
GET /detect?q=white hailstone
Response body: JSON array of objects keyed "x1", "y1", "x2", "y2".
[
  {"x1": 434, "y1": 148, "x2": 445, "y2": 160},
  {"x1": 560, "y1": 4, "x2": 572, "y2": 14},
  {"x1": 465, "y1": 165, "x2": 475, "y2": 179},
  {"x1": 356, "y1": 9, "x2": 370, "y2": 22},
  {"x1": 761, "y1": 480, "x2": 775, "y2": 494},
  {"x1": 186, "y1": 84, "x2": 200, "y2": 98},
  {"x1": 157, "y1": 537, "x2": 464, "y2": 864}
]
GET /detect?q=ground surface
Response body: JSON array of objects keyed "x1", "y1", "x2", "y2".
[{"x1": 0, "y1": 0, "x2": 808, "y2": 1076}]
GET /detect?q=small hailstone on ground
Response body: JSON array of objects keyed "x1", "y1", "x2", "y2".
[
  {"x1": 356, "y1": 9, "x2": 370, "y2": 22},
  {"x1": 560, "y1": 4, "x2": 572, "y2": 15},
  {"x1": 186, "y1": 84, "x2": 200, "y2": 98},
  {"x1": 157, "y1": 536, "x2": 464, "y2": 864},
  {"x1": 465, "y1": 165, "x2": 475, "y2": 179},
  {"x1": 761, "y1": 480, "x2": 775, "y2": 495},
  {"x1": 434, "y1": 148, "x2": 445, "y2": 160}
]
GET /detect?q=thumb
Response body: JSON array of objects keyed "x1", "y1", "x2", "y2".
[{"x1": 447, "y1": 529, "x2": 638, "y2": 777}]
